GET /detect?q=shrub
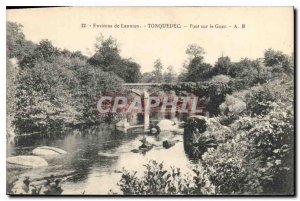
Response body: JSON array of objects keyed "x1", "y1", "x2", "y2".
[
  {"x1": 211, "y1": 75, "x2": 231, "y2": 83},
  {"x1": 219, "y1": 95, "x2": 246, "y2": 124},
  {"x1": 117, "y1": 160, "x2": 214, "y2": 195}
]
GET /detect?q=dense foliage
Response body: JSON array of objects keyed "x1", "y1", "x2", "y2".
[
  {"x1": 7, "y1": 21, "x2": 294, "y2": 195},
  {"x1": 88, "y1": 35, "x2": 142, "y2": 83},
  {"x1": 201, "y1": 77, "x2": 294, "y2": 195},
  {"x1": 118, "y1": 45, "x2": 294, "y2": 195},
  {"x1": 141, "y1": 59, "x2": 178, "y2": 83},
  {"x1": 6, "y1": 21, "x2": 138, "y2": 135},
  {"x1": 116, "y1": 160, "x2": 211, "y2": 195}
]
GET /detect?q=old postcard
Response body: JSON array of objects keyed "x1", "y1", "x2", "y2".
[{"x1": 6, "y1": 7, "x2": 294, "y2": 195}]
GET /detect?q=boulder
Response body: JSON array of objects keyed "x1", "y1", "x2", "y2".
[
  {"x1": 157, "y1": 119, "x2": 175, "y2": 130},
  {"x1": 131, "y1": 137, "x2": 154, "y2": 154},
  {"x1": 32, "y1": 146, "x2": 67, "y2": 157},
  {"x1": 149, "y1": 125, "x2": 161, "y2": 135},
  {"x1": 131, "y1": 149, "x2": 140, "y2": 153},
  {"x1": 162, "y1": 140, "x2": 179, "y2": 149},
  {"x1": 116, "y1": 119, "x2": 130, "y2": 128},
  {"x1": 183, "y1": 115, "x2": 225, "y2": 159},
  {"x1": 7, "y1": 155, "x2": 48, "y2": 168},
  {"x1": 139, "y1": 137, "x2": 153, "y2": 150},
  {"x1": 98, "y1": 152, "x2": 119, "y2": 158},
  {"x1": 157, "y1": 119, "x2": 184, "y2": 133}
]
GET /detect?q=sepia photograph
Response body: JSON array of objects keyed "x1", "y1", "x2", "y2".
[{"x1": 6, "y1": 7, "x2": 295, "y2": 195}]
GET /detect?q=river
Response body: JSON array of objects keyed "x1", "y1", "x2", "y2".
[{"x1": 7, "y1": 123, "x2": 195, "y2": 195}]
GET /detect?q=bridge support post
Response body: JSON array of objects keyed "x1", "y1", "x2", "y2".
[{"x1": 143, "y1": 89, "x2": 150, "y2": 132}]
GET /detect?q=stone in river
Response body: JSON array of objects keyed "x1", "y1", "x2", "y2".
[
  {"x1": 7, "y1": 155, "x2": 48, "y2": 168},
  {"x1": 98, "y1": 152, "x2": 119, "y2": 158},
  {"x1": 157, "y1": 119, "x2": 184, "y2": 134},
  {"x1": 32, "y1": 146, "x2": 67, "y2": 157},
  {"x1": 162, "y1": 140, "x2": 179, "y2": 149}
]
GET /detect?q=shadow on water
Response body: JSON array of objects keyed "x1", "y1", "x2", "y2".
[
  {"x1": 7, "y1": 117, "x2": 204, "y2": 194},
  {"x1": 7, "y1": 124, "x2": 142, "y2": 189}
]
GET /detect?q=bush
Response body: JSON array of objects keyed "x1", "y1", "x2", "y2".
[
  {"x1": 219, "y1": 95, "x2": 246, "y2": 124},
  {"x1": 211, "y1": 75, "x2": 231, "y2": 83},
  {"x1": 14, "y1": 54, "x2": 124, "y2": 133},
  {"x1": 117, "y1": 160, "x2": 214, "y2": 195},
  {"x1": 201, "y1": 78, "x2": 294, "y2": 195}
]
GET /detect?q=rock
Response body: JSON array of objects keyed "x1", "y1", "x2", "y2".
[
  {"x1": 131, "y1": 149, "x2": 140, "y2": 153},
  {"x1": 116, "y1": 119, "x2": 130, "y2": 128},
  {"x1": 7, "y1": 156, "x2": 48, "y2": 168},
  {"x1": 149, "y1": 125, "x2": 161, "y2": 135},
  {"x1": 183, "y1": 116, "x2": 222, "y2": 159},
  {"x1": 138, "y1": 144, "x2": 153, "y2": 151},
  {"x1": 157, "y1": 119, "x2": 175, "y2": 130},
  {"x1": 98, "y1": 152, "x2": 119, "y2": 158},
  {"x1": 32, "y1": 146, "x2": 67, "y2": 157},
  {"x1": 130, "y1": 137, "x2": 154, "y2": 154},
  {"x1": 155, "y1": 131, "x2": 175, "y2": 141},
  {"x1": 157, "y1": 119, "x2": 184, "y2": 133},
  {"x1": 139, "y1": 137, "x2": 153, "y2": 150},
  {"x1": 162, "y1": 140, "x2": 179, "y2": 149}
]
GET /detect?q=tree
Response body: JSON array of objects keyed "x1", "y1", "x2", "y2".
[
  {"x1": 88, "y1": 35, "x2": 141, "y2": 83},
  {"x1": 214, "y1": 56, "x2": 232, "y2": 75},
  {"x1": 112, "y1": 59, "x2": 141, "y2": 83},
  {"x1": 141, "y1": 72, "x2": 155, "y2": 83},
  {"x1": 88, "y1": 35, "x2": 121, "y2": 69},
  {"x1": 264, "y1": 49, "x2": 293, "y2": 74},
  {"x1": 7, "y1": 58, "x2": 19, "y2": 139},
  {"x1": 61, "y1": 49, "x2": 87, "y2": 60},
  {"x1": 15, "y1": 58, "x2": 79, "y2": 133},
  {"x1": 20, "y1": 39, "x2": 60, "y2": 68},
  {"x1": 164, "y1": 65, "x2": 177, "y2": 83},
  {"x1": 179, "y1": 45, "x2": 212, "y2": 82},
  {"x1": 186, "y1": 44, "x2": 205, "y2": 59},
  {"x1": 182, "y1": 57, "x2": 212, "y2": 82},
  {"x1": 15, "y1": 54, "x2": 124, "y2": 132},
  {"x1": 6, "y1": 21, "x2": 35, "y2": 60},
  {"x1": 152, "y1": 59, "x2": 164, "y2": 83},
  {"x1": 229, "y1": 58, "x2": 268, "y2": 89}
]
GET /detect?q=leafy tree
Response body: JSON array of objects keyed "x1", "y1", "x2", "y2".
[
  {"x1": 140, "y1": 60, "x2": 177, "y2": 83},
  {"x1": 12, "y1": 36, "x2": 124, "y2": 133},
  {"x1": 211, "y1": 74, "x2": 231, "y2": 83},
  {"x1": 20, "y1": 39, "x2": 60, "y2": 68},
  {"x1": 15, "y1": 53, "x2": 124, "y2": 133},
  {"x1": 6, "y1": 21, "x2": 35, "y2": 59},
  {"x1": 152, "y1": 59, "x2": 164, "y2": 83},
  {"x1": 15, "y1": 57, "x2": 79, "y2": 133},
  {"x1": 88, "y1": 35, "x2": 121, "y2": 69},
  {"x1": 180, "y1": 45, "x2": 212, "y2": 82},
  {"x1": 214, "y1": 56, "x2": 232, "y2": 75},
  {"x1": 229, "y1": 58, "x2": 268, "y2": 90},
  {"x1": 182, "y1": 57, "x2": 212, "y2": 82},
  {"x1": 141, "y1": 72, "x2": 155, "y2": 83},
  {"x1": 61, "y1": 49, "x2": 88, "y2": 60},
  {"x1": 163, "y1": 65, "x2": 177, "y2": 83},
  {"x1": 7, "y1": 58, "x2": 19, "y2": 140},
  {"x1": 88, "y1": 35, "x2": 141, "y2": 82},
  {"x1": 264, "y1": 49, "x2": 293, "y2": 74},
  {"x1": 186, "y1": 44, "x2": 205, "y2": 59},
  {"x1": 111, "y1": 58, "x2": 141, "y2": 83}
]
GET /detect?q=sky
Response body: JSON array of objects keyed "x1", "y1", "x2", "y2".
[{"x1": 7, "y1": 7, "x2": 294, "y2": 73}]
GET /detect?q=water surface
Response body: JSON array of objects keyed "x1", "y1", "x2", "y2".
[{"x1": 7, "y1": 124, "x2": 194, "y2": 194}]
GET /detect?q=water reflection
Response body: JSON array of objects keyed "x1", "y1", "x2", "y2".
[{"x1": 7, "y1": 123, "x2": 196, "y2": 195}]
